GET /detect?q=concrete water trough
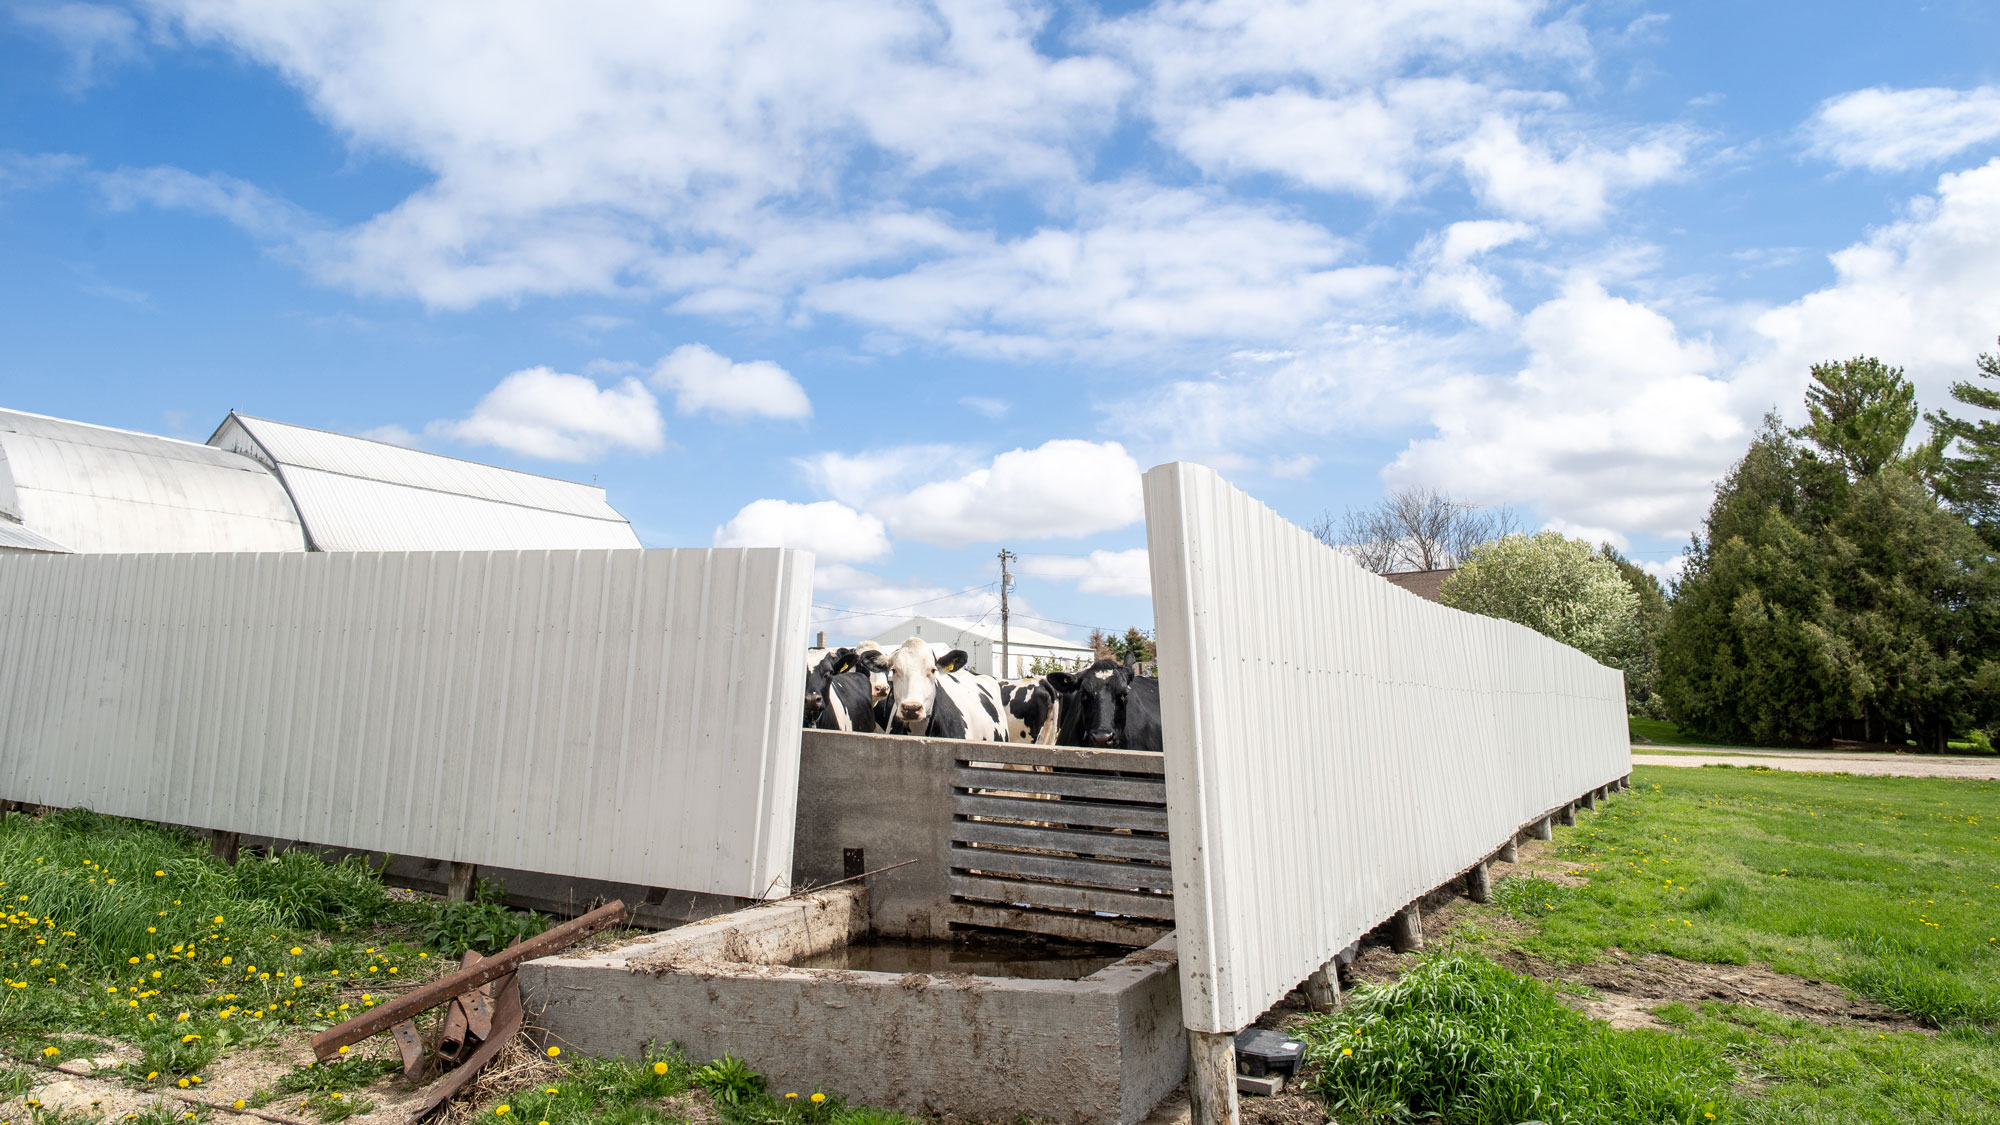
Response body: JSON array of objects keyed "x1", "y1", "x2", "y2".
[{"x1": 520, "y1": 883, "x2": 1186, "y2": 1125}]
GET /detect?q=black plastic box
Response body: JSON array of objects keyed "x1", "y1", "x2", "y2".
[{"x1": 1234, "y1": 1028, "x2": 1305, "y2": 1077}]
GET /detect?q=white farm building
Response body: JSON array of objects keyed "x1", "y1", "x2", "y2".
[
  {"x1": 0, "y1": 406, "x2": 640, "y2": 555},
  {"x1": 865, "y1": 615, "x2": 1096, "y2": 679}
]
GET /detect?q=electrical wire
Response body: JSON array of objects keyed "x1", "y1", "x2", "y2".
[{"x1": 809, "y1": 580, "x2": 998, "y2": 625}]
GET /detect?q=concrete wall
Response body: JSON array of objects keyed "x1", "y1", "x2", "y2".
[{"x1": 792, "y1": 729, "x2": 959, "y2": 938}]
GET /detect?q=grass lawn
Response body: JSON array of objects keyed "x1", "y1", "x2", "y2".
[
  {"x1": 1631, "y1": 716, "x2": 1996, "y2": 755},
  {"x1": 1295, "y1": 764, "x2": 2000, "y2": 1124},
  {"x1": 0, "y1": 809, "x2": 919, "y2": 1125}
]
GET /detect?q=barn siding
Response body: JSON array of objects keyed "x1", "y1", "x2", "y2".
[
  {"x1": 1143, "y1": 462, "x2": 1629, "y2": 1034},
  {"x1": 0, "y1": 548, "x2": 811, "y2": 900}
]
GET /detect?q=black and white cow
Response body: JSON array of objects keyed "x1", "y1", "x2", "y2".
[
  {"x1": 803, "y1": 648, "x2": 884, "y2": 733},
  {"x1": 884, "y1": 637, "x2": 1008, "y2": 742},
  {"x1": 1000, "y1": 678, "x2": 1060, "y2": 744},
  {"x1": 1065, "y1": 658, "x2": 1163, "y2": 752}
]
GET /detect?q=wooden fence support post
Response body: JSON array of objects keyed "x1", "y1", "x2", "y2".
[
  {"x1": 1390, "y1": 904, "x2": 1424, "y2": 953},
  {"x1": 447, "y1": 861, "x2": 478, "y2": 903},
  {"x1": 1464, "y1": 862, "x2": 1492, "y2": 904},
  {"x1": 1555, "y1": 804, "x2": 1576, "y2": 827},
  {"x1": 209, "y1": 831, "x2": 239, "y2": 866},
  {"x1": 1302, "y1": 960, "x2": 1341, "y2": 1012},
  {"x1": 1530, "y1": 817, "x2": 1553, "y2": 841},
  {"x1": 1497, "y1": 838, "x2": 1519, "y2": 863},
  {"x1": 1187, "y1": 1029, "x2": 1240, "y2": 1125}
]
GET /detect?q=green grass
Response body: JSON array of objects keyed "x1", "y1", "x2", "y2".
[
  {"x1": 472, "y1": 1043, "x2": 926, "y2": 1125},
  {"x1": 0, "y1": 807, "x2": 451, "y2": 1081},
  {"x1": 1329, "y1": 764, "x2": 2000, "y2": 1124},
  {"x1": 1299, "y1": 950, "x2": 1737, "y2": 1124},
  {"x1": 1520, "y1": 765, "x2": 2000, "y2": 1027}
]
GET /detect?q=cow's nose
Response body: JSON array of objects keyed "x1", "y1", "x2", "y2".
[
  {"x1": 899, "y1": 702, "x2": 923, "y2": 717},
  {"x1": 1087, "y1": 729, "x2": 1117, "y2": 747},
  {"x1": 805, "y1": 693, "x2": 824, "y2": 711}
]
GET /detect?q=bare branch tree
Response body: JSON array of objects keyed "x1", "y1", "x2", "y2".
[{"x1": 1311, "y1": 486, "x2": 1518, "y2": 574}]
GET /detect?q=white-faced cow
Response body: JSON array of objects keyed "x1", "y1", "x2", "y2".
[
  {"x1": 1066, "y1": 658, "x2": 1163, "y2": 752},
  {"x1": 803, "y1": 648, "x2": 884, "y2": 733},
  {"x1": 885, "y1": 637, "x2": 1008, "y2": 742}
]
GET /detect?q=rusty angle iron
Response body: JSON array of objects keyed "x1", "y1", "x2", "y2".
[{"x1": 308, "y1": 899, "x2": 629, "y2": 1119}]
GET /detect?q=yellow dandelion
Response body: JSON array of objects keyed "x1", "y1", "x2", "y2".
[
  {"x1": 547, "y1": 1046, "x2": 561, "y2": 1057},
  {"x1": 42, "y1": 1046, "x2": 59, "y2": 1057},
  {"x1": 655, "y1": 1062, "x2": 670, "y2": 1076}
]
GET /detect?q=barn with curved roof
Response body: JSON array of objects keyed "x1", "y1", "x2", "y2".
[
  {"x1": 0, "y1": 408, "x2": 306, "y2": 554},
  {"x1": 208, "y1": 412, "x2": 642, "y2": 552}
]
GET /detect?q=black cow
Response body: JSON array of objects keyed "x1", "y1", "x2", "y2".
[
  {"x1": 1061, "y1": 658, "x2": 1162, "y2": 751},
  {"x1": 804, "y1": 648, "x2": 884, "y2": 733}
]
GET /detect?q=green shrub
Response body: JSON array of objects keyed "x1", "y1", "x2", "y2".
[{"x1": 419, "y1": 879, "x2": 548, "y2": 955}]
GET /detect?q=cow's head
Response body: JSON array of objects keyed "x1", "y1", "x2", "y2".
[
  {"x1": 852, "y1": 641, "x2": 893, "y2": 702},
  {"x1": 1066, "y1": 658, "x2": 1131, "y2": 748},
  {"x1": 887, "y1": 637, "x2": 968, "y2": 728},
  {"x1": 804, "y1": 648, "x2": 854, "y2": 724}
]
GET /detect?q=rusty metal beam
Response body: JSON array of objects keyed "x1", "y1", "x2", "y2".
[
  {"x1": 312, "y1": 900, "x2": 627, "y2": 1060},
  {"x1": 414, "y1": 973, "x2": 523, "y2": 1121}
]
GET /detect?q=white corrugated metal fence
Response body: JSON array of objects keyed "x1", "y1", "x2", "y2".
[
  {"x1": 0, "y1": 548, "x2": 811, "y2": 900},
  {"x1": 1144, "y1": 462, "x2": 1629, "y2": 1034}
]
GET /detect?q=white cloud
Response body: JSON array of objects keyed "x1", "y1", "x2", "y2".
[
  {"x1": 1747, "y1": 158, "x2": 2000, "y2": 414},
  {"x1": 875, "y1": 439, "x2": 1144, "y2": 546},
  {"x1": 1390, "y1": 279, "x2": 1744, "y2": 539},
  {"x1": 803, "y1": 182, "x2": 1396, "y2": 354},
  {"x1": 713, "y1": 499, "x2": 889, "y2": 563},
  {"x1": 1020, "y1": 548, "x2": 1152, "y2": 597},
  {"x1": 357, "y1": 424, "x2": 419, "y2": 448},
  {"x1": 650, "y1": 344, "x2": 810, "y2": 421},
  {"x1": 1638, "y1": 555, "x2": 1688, "y2": 586},
  {"x1": 137, "y1": 1, "x2": 1128, "y2": 308},
  {"x1": 960, "y1": 396, "x2": 1010, "y2": 420},
  {"x1": 1807, "y1": 86, "x2": 2000, "y2": 172},
  {"x1": 428, "y1": 367, "x2": 665, "y2": 461},
  {"x1": 11, "y1": 3, "x2": 142, "y2": 89},
  {"x1": 797, "y1": 444, "x2": 967, "y2": 509},
  {"x1": 1414, "y1": 219, "x2": 1537, "y2": 327},
  {"x1": 1456, "y1": 116, "x2": 1687, "y2": 229}
]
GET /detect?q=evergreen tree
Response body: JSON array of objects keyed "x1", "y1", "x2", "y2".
[
  {"x1": 1660, "y1": 362, "x2": 2000, "y2": 749},
  {"x1": 1927, "y1": 337, "x2": 2000, "y2": 537},
  {"x1": 1600, "y1": 546, "x2": 1669, "y2": 717},
  {"x1": 1794, "y1": 356, "x2": 1919, "y2": 479}
]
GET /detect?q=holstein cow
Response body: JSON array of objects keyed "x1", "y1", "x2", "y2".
[
  {"x1": 884, "y1": 637, "x2": 1008, "y2": 742},
  {"x1": 1065, "y1": 658, "x2": 1163, "y2": 752},
  {"x1": 850, "y1": 640, "x2": 895, "y2": 725},
  {"x1": 803, "y1": 648, "x2": 884, "y2": 733},
  {"x1": 1000, "y1": 678, "x2": 1061, "y2": 744}
]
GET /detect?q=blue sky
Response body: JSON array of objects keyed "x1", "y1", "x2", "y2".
[{"x1": 5, "y1": 1, "x2": 2000, "y2": 645}]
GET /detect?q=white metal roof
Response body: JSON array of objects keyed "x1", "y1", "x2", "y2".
[
  {"x1": 866, "y1": 615, "x2": 1093, "y2": 653},
  {"x1": 0, "y1": 408, "x2": 306, "y2": 553},
  {"x1": 0, "y1": 521, "x2": 70, "y2": 553},
  {"x1": 211, "y1": 413, "x2": 642, "y2": 552}
]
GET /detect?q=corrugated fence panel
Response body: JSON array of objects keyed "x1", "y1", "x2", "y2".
[
  {"x1": 0, "y1": 548, "x2": 812, "y2": 900},
  {"x1": 1144, "y1": 463, "x2": 1629, "y2": 1034}
]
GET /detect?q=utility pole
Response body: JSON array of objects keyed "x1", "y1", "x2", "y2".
[{"x1": 998, "y1": 549, "x2": 1016, "y2": 679}]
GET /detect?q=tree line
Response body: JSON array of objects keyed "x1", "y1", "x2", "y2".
[{"x1": 1322, "y1": 337, "x2": 2000, "y2": 751}]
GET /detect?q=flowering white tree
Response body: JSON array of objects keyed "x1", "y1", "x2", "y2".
[{"x1": 1439, "y1": 531, "x2": 1639, "y2": 669}]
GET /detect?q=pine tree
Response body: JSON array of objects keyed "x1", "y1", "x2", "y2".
[{"x1": 1927, "y1": 337, "x2": 2000, "y2": 537}]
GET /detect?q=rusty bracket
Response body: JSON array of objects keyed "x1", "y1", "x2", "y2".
[{"x1": 391, "y1": 1020, "x2": 426, "y2": 1083}]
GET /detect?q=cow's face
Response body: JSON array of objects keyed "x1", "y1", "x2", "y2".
[
  {"x1": 887, "y1": 638, "x2": 967, "y2": 726},
  {"x1": 853, "y1": 643, "x2": 892, "y2": 702},
  {"x1": 804, "y1": 649, "x2": 851, "y2": 723},
  {"x1": 1072, "y1": 659, "x2": 1131, "y2": 747}
]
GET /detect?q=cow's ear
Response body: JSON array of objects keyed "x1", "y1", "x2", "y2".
[
  {"x1": 1046, "y1": 671, "x2": 1077, "y2": 691},
  {"x1": 937, "y1": 649, "x2": 970, "y2": 673}
]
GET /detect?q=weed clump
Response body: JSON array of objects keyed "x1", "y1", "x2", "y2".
[{"x1": 1300, "y1": 950, "x2": 1736, "y2": 1124}]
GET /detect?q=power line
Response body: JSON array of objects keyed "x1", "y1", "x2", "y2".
[{"x1": 809, "y1": 580, "x2": 999, "y2": 625}]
